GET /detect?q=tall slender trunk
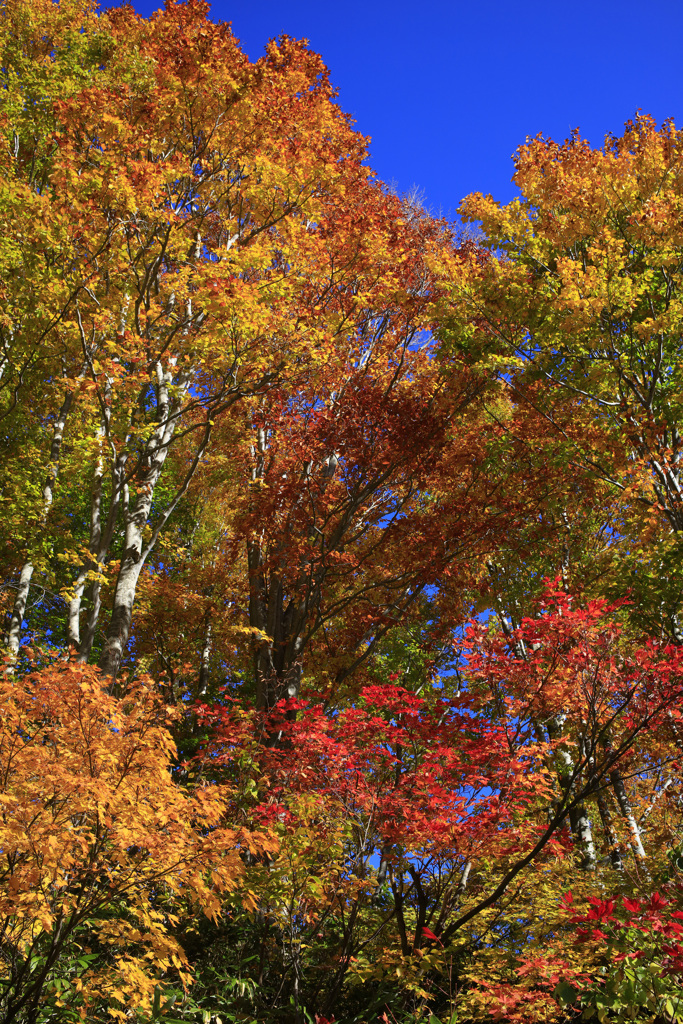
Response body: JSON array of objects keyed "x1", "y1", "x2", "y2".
[
  {"x1": 67, "y1": 401, "x2": 107, "y2": 649},
  {"x1": 548, "y1": 720, "x2": 596, "y2": 869},
  {"x1": 610, "y1": 765, "x2": 647, "y2": 861},
  {"x1": 77, "y1": 577, "x2": 103, "y2": 663},
  {"x1": 6, "y1": 562, "x2": 36, "y2": 658},
  {"x1": 595, "y1": 785, "x2": 623, "y2": 870},
  {"x1": 5, "y1": 391, "x2": 72, "y2": 656},
  {"x1": 248, "y1": 427, "x2": 337, "y2": 714},
  {"x1": 458, "y1": 860, "x2": 472, "y2": 892},
  {"x1": 98, "y1": 362, "x2": 185, "y2": 679},
  {"x1": 96, "y1": 357, "x2": 215, "y2": 680},
  {"x1": 68, "y1": 449, "x2": 125, "y2": 661},
  {"x1": 198, "y1": 610, "x2": 212, "y2": 696}
]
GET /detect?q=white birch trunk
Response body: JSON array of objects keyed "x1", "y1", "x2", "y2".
[
  {"x1": 97, "y1": 357, "x2": 215, "y2": 679},
  {"x1": 67, "y1": 447, "x2": 125, "y2": 658},
  {"x1": 6, "y1": 391, "x2": 72, "y2": 656},
  {"x1": 98, "y1": 361, "x2": 184, "y2": 678},
  {"x1": 6, "y1": 562, "x2": 36, "y2": 657},
  {"x1": 198, "y1": 614, "x2": 212, "y2": 696},
  {"x1": 67, "y1": 437, "x2": 104, "y2": 648},
  {"x1": 610, "y1": 766, "x2": 647, "y2": 861}
]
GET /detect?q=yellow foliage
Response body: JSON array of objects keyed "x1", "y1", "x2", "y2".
[{"x1": 0, "y1": 661, "x2": 277, "y2": 1018}]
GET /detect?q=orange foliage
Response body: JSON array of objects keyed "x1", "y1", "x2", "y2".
[{"x1": 0, "y1": 662, "x2": 275, "y2": 1021}]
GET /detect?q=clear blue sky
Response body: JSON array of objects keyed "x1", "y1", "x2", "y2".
[{"x1": 121, "y1": 0, "x2": 683, "y2": 220}]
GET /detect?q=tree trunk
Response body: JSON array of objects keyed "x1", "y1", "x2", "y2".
[
  {"x1": 69, "y1": 452, "x2": 125, "y2": 660},
  {"x1": 6, "y1": 391, "x2": 72, "y2": 656},
  {"x1": 99, "y1": 362, "x2": 185, "y2": 679},
  {"x1": 6, "y1": 561, "x2": 35, "y2": 657},
  {"x1": 610, "y1": 765, "x2": 647, "y2": 861}
]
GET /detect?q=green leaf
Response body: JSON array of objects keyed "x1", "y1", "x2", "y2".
[{"x1": 554, "y1": 981, "x2": 580, "y2": 1005}]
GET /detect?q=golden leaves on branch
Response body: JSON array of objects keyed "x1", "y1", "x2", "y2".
[{"x1": 0, "y1": 660, "x2": 276, "y2": 1018}]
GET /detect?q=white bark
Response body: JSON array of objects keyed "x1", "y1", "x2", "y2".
[
  {"x1": 611, "y1": 767, "x2": 647, "y2": 861},
  {"x1": 6, "y1": 391, "x2": 72, "y2": 656},
  {"x1": 98, "y1": 360, "x2": 213, "y2": 679},
  {"x1": 67, "y1": 435, "x2": 104, "y2": 648},
  {"x1": 67, "y1": 451, "x2": 125, "y2": 657},
  {"x1": 198, "y1": 614, "x2": 212, "y2": 696},
  {"x1": 6, "y1": 562, "x2": 35, "y2": 657},
  {"x1": 99, "y1": 361, "x2": 183, "y2": 677}
]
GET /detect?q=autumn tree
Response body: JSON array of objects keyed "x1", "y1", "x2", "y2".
[
  {"x1": 1, "y1": 0, "x2": 418, "y2": 679},
  {"x1": 4, "y1": 0, "x2": 683, "y2": 1021},
  {"x1": 432, "y1": 116, "x2": 683, "y2": 1021},
  {"x1": 0, "y1": 0, "x2": 503, "y2": 1018},
  {"x1": 450, "y1": 115, "x2": 683, "y2": 639},
  {"x1": 0, "y1": 660, "x2": 275, "y2": 1022}
]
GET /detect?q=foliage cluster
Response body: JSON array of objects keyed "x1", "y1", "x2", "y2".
[{"x1": 3, "y1": 2, "x2": 683, "y2": 1022}]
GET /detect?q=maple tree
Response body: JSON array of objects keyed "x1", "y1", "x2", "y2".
[
  {"x1": 3, "y1": 0, "x2": 683, "y2": 1020},
  {"x1": 0, "y1": 660, "x2": 274, "y2": 1023},
  {"x1": 432, "y1": 116, "x2": 683, "y2": 1022}
]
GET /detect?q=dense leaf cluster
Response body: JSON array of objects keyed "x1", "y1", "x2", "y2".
[{"x1": 2, "y1": 2, "x2": 683, "y2": 1022}]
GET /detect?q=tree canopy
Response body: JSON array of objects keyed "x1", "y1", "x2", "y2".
[{"x1": 2, "y1": 2, "x2": 683, "y2": 1022}]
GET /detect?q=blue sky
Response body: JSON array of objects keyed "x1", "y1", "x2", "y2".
[{"x1": 123, "y1": 0, "x2": 683, "y2": 220}]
